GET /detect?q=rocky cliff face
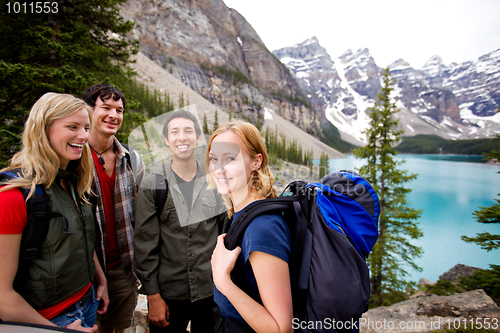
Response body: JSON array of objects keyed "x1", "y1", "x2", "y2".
[
  {"x1": 120, "y1": 0, "x2": 320, "y2": 132},
  {"x1": 390, "y1": 61, "x2": 461, "y2": 123},
  {"x1": 273, "y1": 37, "x2": 339, "y2": 116},
  {"x1": 274, "y1": 37, "x2": 500, "y2": 143}
]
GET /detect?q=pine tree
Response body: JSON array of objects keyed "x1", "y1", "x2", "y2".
[
  {"x1": 353, "y1": 69, "x2": 423, "y2": 306},
  {"x1": 178, "y1": 93, "x2": 185, "y2": 108},
  {"x1": 0, "y1": 0, "x2": 137, "y2": 166},
  {"x1": 318, "y1": 152, "x2": 329, "y2": 179},
  {"x1": 213, "y1": 110, "x2": 219, "y2": 132},
  {"x1": 203, "y1": 112, "x2": 210, "y2": 134},
  {"x1": 462, "y1": 110, "x2": 500, "y2": 251}
]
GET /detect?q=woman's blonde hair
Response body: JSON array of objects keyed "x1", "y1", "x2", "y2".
[
  {"x1": 0, "y1": 92, "x2": 94, "y2": 201},
  {"x1": 204, "y1": 121, "x2": 278, "y2": 218}
]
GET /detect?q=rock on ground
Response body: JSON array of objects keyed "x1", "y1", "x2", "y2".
[
  {"x1": 124, "y1": 294, "x2": 149, "y2": 333},
  {"x1": 360, "y1": 290, "x2": 500, "y2": 333}
]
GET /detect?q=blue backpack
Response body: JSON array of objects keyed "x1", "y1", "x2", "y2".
[{"x1": 224, "y1": 170, "x2": 379, "y2": 333}]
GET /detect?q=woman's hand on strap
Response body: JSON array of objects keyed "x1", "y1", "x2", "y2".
[{"x1": 211, "y1": 234, "x2": 241, "y2": 295}]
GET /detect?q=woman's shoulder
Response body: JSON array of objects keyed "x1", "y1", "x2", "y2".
[
  {"x1": 0, "y1": 185, "x2": 24, "y2": 201},
  {"x1": 251, "y1": 212, "x2": 287, "y2": 224},
  {"x1": 0, "y1": 186, "x2": 27, "y2": 233},
  {"x1": 244, "y1": 212, "x2": 289, "y2": 240},
  {"x1": 240, "y1": 211, "x2": 291, "y2": 262}
]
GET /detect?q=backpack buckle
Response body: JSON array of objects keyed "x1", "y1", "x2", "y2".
[
  {"x1": 27, "y1": 211, "x2": 46, "y2": 222},
  {"x1": 24, "y1": 247, "x2": 38, "y2": 260}
]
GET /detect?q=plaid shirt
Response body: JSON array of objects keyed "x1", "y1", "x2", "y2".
[{"x1": 92, "y1": 137, "x2": 144, "y2": 284}]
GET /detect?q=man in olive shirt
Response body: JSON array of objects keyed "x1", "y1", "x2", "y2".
[{"x1": 133, "y1": 110, "x2": 226, "y2": 333}]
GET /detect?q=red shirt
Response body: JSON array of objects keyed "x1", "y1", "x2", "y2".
[
  {"x1": 0, "y1": 186, "x2": 91, "y2": 319},
  {"x1": 91, "y1": 149, "x2": 121, "y2": 270},
  {"x1": 0, "y1": 186, "x2": 27, "y2": 234}
]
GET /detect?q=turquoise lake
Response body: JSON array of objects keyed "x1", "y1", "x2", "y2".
[{"x1": 325, "y1": 154, "x2": 500, "y2": 283}]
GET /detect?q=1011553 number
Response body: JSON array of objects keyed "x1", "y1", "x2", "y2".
[{"x1": 6, "y1": 2, "x2": 58, "y2": 14}]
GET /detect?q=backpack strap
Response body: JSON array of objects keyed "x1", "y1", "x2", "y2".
[
  {"x1": 121, "y1": 143, "x2": 142, "y2": 186},
  {"x1": 223, "y1": 189, "x2": 317, "y2": 321},
  {"x1": 224, "y1": 196, "x2": 300, "y2": 250},
  {"x1": 155, "y1": 173, "x2": 168, "y2": 223},
  {"x1": 22, "y1": 185, "x2": 51, "y2": 260},
  {"x1": 224, "y1": 194, "x2": 313, "y2": 288},
  {"x1": 121, "y1": 143, "x2": 134, "y2": 170}
]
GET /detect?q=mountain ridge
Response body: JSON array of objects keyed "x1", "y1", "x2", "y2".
[
  {"x1": 119, "y1": 0, "x2": 498, "y2": 148},
  {"x1": 129, "y1": 51, "x2": 344, "y2": 159},
  {"x1": 274, "y1": 37, "x2": 500, "y2": 143}
]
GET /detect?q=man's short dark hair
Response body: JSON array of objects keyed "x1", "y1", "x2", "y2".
[
  {"x1": 163, "y1": 110, "x2": 202, "y2": 139},
  {"x1": 82, "y1": 83, "x2": 126, "y2": 110}
]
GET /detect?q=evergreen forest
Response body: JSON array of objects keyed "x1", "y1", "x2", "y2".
[{"x1": 396, "y1": 134, "x2": 500, "y2": 155}]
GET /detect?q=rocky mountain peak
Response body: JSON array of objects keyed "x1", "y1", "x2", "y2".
[
  {"x1": 273, "y1": 36, "x2": 333, "y2": 71},
  {"x1": 340, "y1": 48, "x2": 373, "y2": 64},
  {"x1": 272, "y1": 37, "x2": 340, "y2": 123},
  {"x1": 339, "y1": 48, "x2": 378, "y2": 83},
  {"x1": 338, "y1": 48, "x2": 379, "y2": 93},
  {"x1": 421, "y1": 55, "x2": 448, "y2": 77},
  {"x1": 424, "y1": 55, "x2": 444, "y2": 67},
  {"x1": 301, "y1": 36, "x2": 319, "y2": 45},
  {"x1": 274, "y1": 37, "x2": 500, "y2": 143},
  {"x1": 388, "y1": 59, "x2": 412, "y2": 70}
]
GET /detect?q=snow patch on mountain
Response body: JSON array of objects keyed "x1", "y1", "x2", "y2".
[
  {"x1": 264, "y1": 107, "x2": 273, "y2": 120},
  {"x1": 325, "y1": 58, "x2": 374, "y2": 142},
  {"x1": 461, "y1": 104, "x2": 500, "y2": 124}
]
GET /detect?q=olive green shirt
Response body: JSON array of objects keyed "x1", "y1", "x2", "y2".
[{"x1": 133, "y1": 161, "x2": 227, "y2": 301}]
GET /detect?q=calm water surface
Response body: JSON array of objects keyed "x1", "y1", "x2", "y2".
[{"x1": 326, "y1": 154, "x2": 500, "y2": 282}]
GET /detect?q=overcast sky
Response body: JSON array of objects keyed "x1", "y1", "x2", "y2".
[{"x1": 222, "y1": 0, "x2": 500, "y2": 69}]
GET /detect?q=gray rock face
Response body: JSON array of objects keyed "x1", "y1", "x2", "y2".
[
  {"x1": 422, "y1": 51, "x2": 500, "y2": 118},
  {"x1": 439, "y1": 264, "x2": 482, "y2": 283},
  {"x1": 119, "y1": 0, "x2": 319, "y2": 132},
  {"x1": 418, "y1": 278, "x2": 436, "y2": 286}
]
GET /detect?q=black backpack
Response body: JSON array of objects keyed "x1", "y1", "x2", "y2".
[
  {"x1": 224, "y1": 170, "x2": 380, "y2": 333},
  {"x1": 0, "y1": 171, "x2": 72, "y2": 263}
]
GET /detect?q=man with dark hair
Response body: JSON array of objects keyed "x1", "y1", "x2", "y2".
[
  {"x1": 83, "y1": 83, "x2": 145, "y2": 333},
  {"x1": 161, "y1": 110, "x2": 202, "y2": 139},
  {"x1": 134, "y1": 109, "x2": 227, "y2": 333}
]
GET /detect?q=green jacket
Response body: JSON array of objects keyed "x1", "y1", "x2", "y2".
[
  {"x1": 134, "y1": 161, "x2": 227, "y2": 301},
  {"x1": 14, "y1": 169, "x2": 96, "y2": 309}
]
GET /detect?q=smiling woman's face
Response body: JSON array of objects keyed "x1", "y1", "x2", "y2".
[
  {"x1": 47, "y1": 107, "x2": 91, "y2": 170},
  {"x1": 208, "y1": 130, "x2": 255, "y2": 197}
]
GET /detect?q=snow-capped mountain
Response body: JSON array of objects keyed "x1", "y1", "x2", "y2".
[{"x1": 274, "y1": 37, "x2": 500, "y2": 144}]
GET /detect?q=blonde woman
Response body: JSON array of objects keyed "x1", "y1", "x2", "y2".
[
  {"x1": 0, "y1": 93, "x2": 108, "y2": 332},
  {"x1": 205, "y1": 121, "x2": 293, "y2": 333}
]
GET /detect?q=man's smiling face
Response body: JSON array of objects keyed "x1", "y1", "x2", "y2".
[
  {"x1": 92, "y1": 96, "x2": 124, "y2": 136},
  {"x1": 164, "y1": 117, "x2": 200, "y2": 160}
]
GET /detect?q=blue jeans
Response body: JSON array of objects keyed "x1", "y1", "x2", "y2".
[{"x1": 49, "y1": 286, "x2": 99, "y2": 328}]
